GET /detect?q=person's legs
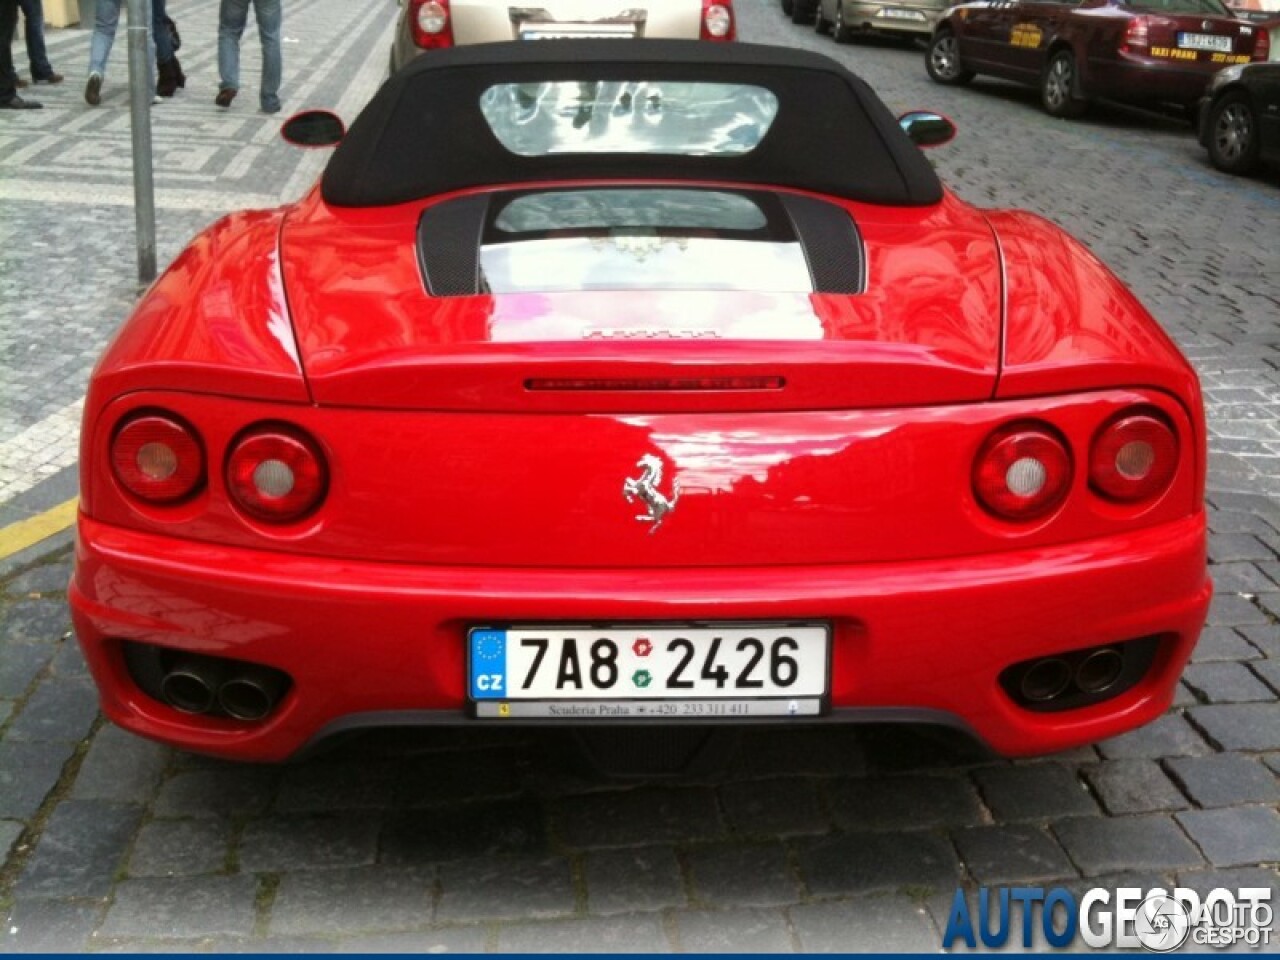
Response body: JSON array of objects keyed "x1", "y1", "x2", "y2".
[
  {"x1": 88, "y1": 0, "x2": 122, "y2": 78},
  {"x1": 253, "y1": 0, "x2": 282, "y2": 112},
  {"x1": 17, "y1": 0, "x2": 56, "y2": 80},
  {"x1": 1, "y1": 0, "x2": 19, "y2": 100},
  {"x1": 152, "y1": 0, "x2": 173, "y2": 64},
  {"x1": 218, "y1": 0, "x2": 249, "y2": 96}
]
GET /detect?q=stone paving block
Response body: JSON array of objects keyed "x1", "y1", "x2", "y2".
[
  {"x1": 128, "y1": 818, "x2": 232, "y2": 877},
  {"x1": 791, "y1": 896, "x2": 938, "y2": 953},
  {"x1": 1191, "y1": 626, "x2": 1262, "y2": 663},
  {"x1": 436, "y1": 855, "x2": 575, "y2": 923},
  {"x1": 154, "y1": 767, "x2": 279, "y2": 818},
  {"x1": 274, "y1": 759, "x2": 401, "y2": 813},
  {"x1": 2, "y1": 899, "x2": 101, "y2": 952},
  {"x1": 555, "y1": 787, "x2": 724, "y2": 849},
  {"x1": 0, "y1": 740, "x2": 73, "y2": 818},
  {"x1": 951, "y1": 825, "x2": 1077, "y2": 885},
  {"x1": 1239, "y1": 622, "x2": 1280, "y2": 659},
  {"x1": 496, "y1": 914, "x2": 671, "y2": 953},
  {"x1": 1190, "y1": 703, "x2": 1280, "y2": 751},
  {"x1": 685, "y1": 842, "x2": 800, "y2": 908},
  {"x1": 1207, "y1": 593, "x2": 1270, "y2": 627},
  {"x1": 585, "y1": 846, "x2": 686, "y2": 915},
  {"x1": 796, "y1": 831, "x2": 961, "y2": 897},
  {"x1": 15, "y1": 800, "x2": 144, "y2": 898},
  {"x1": 718, "y1": 778, "x2": 829, "y2": 837},
  {"x1": 1083, "y1": 760, "x2": 1189, "y2": 815},
  {"x1": 0, "y1": 699, "x2": 11, "y2": 726},
  {"x1": 1208, "y1": 562, "x2": 1279, "y2": 595},
  {"x1": 0, "y1": 598, "x2": 72, "y2": 644},
  {"x1": 1096, "y1": 713, "x2": 1211, "y2": 760},
  {"x1": 101, "y1": 875, "x2": 260, "y2": 940},
  {"x1": 972, "y1": 765, "x2": 1097, "y2": 821},
  {"x1": 4, "y1": 560, "x2": 73, "y2": 596},
  {"x1": 1176, "y1": 806, "x2": 1280, "y2": 868},
  {"x1": 50, "y1": 639, "x2": 90, "y2": 679},
  {"x1": 269, "y1": 866, "x2": 433, "y2": 936},
  {"x1": 673, "y1": 907, "x2": 794, "y2": 953},
  {"x1": 1181, "y1": 662, "x2": 1275, "y2": 703},
  {"x1": 0, "y1": 640, "x2": 53, "y2": 697},
  {"x1": 4, "y1": 677, "x2": 98, "y2": 743},
  {"x1": 381, "y1": 799, "x2": 547, "y2": 865},
  {"x1": 239, "y1": 814, "x2": 381, "y2": 872},
  {"x1": 1166, "y1": 753, "x2": 1280, "y2": 808},
  {"x1": 1053, "y1": 816, "x2": 1203, "y2": 876},
  {"x1": 1251, "y1": 657, "x2": 1280, "y2": 695},
  {"x1": 1207, "y1": 532, "x2": 1274, "y2": 563},
  {"x1": 335, "y1": 928, "x2": 490, "y2": 953},
  {"x1": 72, "y1": 723, "x2": 170, "y2": 802},
  {"x1": 729, "y1": 726, "x2": 867, "y2": 777},
  {"x1": 829, "y1": 775, "x2": 984, "y2": 831}
]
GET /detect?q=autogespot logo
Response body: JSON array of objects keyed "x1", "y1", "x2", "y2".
[{"x1": 942, "y1": 886, "x2": 1273, "y2": 951}]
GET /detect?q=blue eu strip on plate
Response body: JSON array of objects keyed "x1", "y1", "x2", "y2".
[{"x1": 470, "y1": 628, "x2": 508, "y2": 700}]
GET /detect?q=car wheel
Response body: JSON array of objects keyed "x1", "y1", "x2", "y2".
[
  {"x1": 1206, "y1": 92, "x2": 1261, "y2": 176},
  {"x1": 1041, "y1": 50, "x2": 1088, "y2": 119},
  {"x1": 833, "y1": 3, "x2": 854, "y2": 42},
  {"x1": 791, "y1": 0, "x2": 816, "y2": 25},
  {"x1": 815, "y1": 0, "x2": 832, "y2": 34},
  {"x1": 926, "y1": 30, "x2": 974, "y2": 84}
]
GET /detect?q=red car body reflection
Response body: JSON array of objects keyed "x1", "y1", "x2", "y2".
[{"x1": 69, "y1": 42, "x2": 1210, "y2": 761}]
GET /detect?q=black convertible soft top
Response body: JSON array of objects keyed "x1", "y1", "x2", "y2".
[{"x1": 322, "y1": 40, "x2": 943, "y2": 208}]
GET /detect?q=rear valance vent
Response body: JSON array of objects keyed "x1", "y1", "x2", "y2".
[{"x1": 526, "y1": 376, "x2": 786, "y2": 391}]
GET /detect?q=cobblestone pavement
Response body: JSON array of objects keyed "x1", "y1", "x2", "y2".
[{"x1": 1, "y1": 0, "x2": 1278, "y2": 950}]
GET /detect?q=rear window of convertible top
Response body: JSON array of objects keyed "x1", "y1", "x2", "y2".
[{"x1": 479, "y1": 81, "x2": 780, "y2": 157}]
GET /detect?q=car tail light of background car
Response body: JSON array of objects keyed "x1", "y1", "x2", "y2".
[
  {"x1": 1253, "y1": 27, "x2": 1270, "y2": 61},
  {"x1": 110, "y1": 412, "x2": 205, "y2": 504},
  {"x1": 410, "y1": 0, "x2": 453, "y2": 49},
  {"x1": 1120, "y1": 15, "x2": 1150, "y2": 52},
  {"x1": 701, "y1": 0, "x2": 736, "y2": 40},
  {"x1": 225, "y1": 425, "x2": 328, "y2": 523}
]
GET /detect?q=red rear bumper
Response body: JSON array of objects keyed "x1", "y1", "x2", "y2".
[{"x1": 70, "y1": 512, "x2": 1210, "y2": 761}]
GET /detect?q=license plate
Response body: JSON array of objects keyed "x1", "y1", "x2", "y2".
[
  {"x1": 1177, "y1": 32, "x2": 1232, "y2": 52},
  {"x1": 519, "y1": 24, "x2": 637, "y2": 39},
  {"x1": 468, "y1": 624, "x2": 829, "y2": 713},
  {"x1": 880, "y1": 8, "x2": 927, "y2": 20}
]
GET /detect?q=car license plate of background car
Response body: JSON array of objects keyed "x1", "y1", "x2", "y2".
[
  {"x1": 468, "y1": 624, "x2": 829, "y2": 718},
  {"x1": 1177, "y1": 32, "x2": 1233, "y2": 52},
  {"x1": 880, "y1": 8, "x2": 927, "y2": 20},
  {"x1": 519, "y1": 24, "x2": 637, "y2": 39}
]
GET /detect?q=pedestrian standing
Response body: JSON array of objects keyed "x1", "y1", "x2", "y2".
[
  {"x1": 85, "y1": 0, "x2": 155, "y2": 106},
  {"x1": 5, "y1": 0, "x2": 63, "y2": 87},
  {"x1": 216, "y1": 0, "x2": 282, "y2": 113},
  {"x1": 1, "y1": 0, "x2": 41, "y2": 107}
]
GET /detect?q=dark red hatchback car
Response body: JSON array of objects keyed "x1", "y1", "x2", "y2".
[{"x1": 927, "y1": 0, "x2": 1270, "y2": 117}]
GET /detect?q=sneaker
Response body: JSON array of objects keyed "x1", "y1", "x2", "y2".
[
  {"x1": 34, "y1": 72, "x2": 64, "y2": 85},
  {"x1": 85, "y1": 72, "x2": 103, "y2": 106},
  {"x1": 0, "y1": 94, "x2": 43, "y2": 109},
  {"x1": 215, "y1": 87, "x2": 237, "y2": 108},
  {"x1": 261, "y1": 100, "x2": 281, "y2": 114}
]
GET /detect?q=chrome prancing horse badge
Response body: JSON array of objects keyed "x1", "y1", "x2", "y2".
[{"x1": 623, "y1": 454, "x2": 680, "y2": 533}]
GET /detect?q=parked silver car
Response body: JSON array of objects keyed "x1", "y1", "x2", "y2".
[
  {"x1": 391, "y1": 0, "x2": 736, "y2": 71},
  {"x1": 813, "y1": 0, "x2": 946, "y2": 41}
]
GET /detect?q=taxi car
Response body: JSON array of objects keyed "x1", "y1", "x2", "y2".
[
  {"x1": 70, "y1": 42, "x2": 1210, "y2": 762},
  {"x1": 927, "y1": 0, "x2": 1269, "y2": 118},
  {"x1": 390, "y1": 0, "x2": 734, "y2": 71}
]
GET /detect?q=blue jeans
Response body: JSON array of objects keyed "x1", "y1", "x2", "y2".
[
  {"x1": 17, "y1": 0, "x2": 55, "y2": 80},
  {"x1": 153, "y1": 0, "x2": 173, "y2": 65},
  {"x1": 88, "y1": 0, "x2": 155, "y2": 90},
  {"x1": 218, "y1": 0, "x2": 282, "y2": 111}
]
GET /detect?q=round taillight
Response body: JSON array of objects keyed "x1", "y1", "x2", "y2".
[
  {"x1": 226, "y1": 426, "x2": 327, "y2": 523},
  {"x1": 111, "y1": 413, "x2": 205, "y2": 504},
  {"x1": 1090, "y1": 411, "x2": 1178, "y2": 503},
  {"x1": 703, "y1": 3, "x2": 733, "y2": 37},
  {"x1": 973, "y1": 423, "x2": 1073, "y2": 521},
  {"x1": 416, "y1": 0, "x2": 448, "y2": 33}
]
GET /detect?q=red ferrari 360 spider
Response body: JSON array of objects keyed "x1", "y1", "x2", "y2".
[{"x1": 70, "y1": 41, "x2": 1210, "y2": 762}]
